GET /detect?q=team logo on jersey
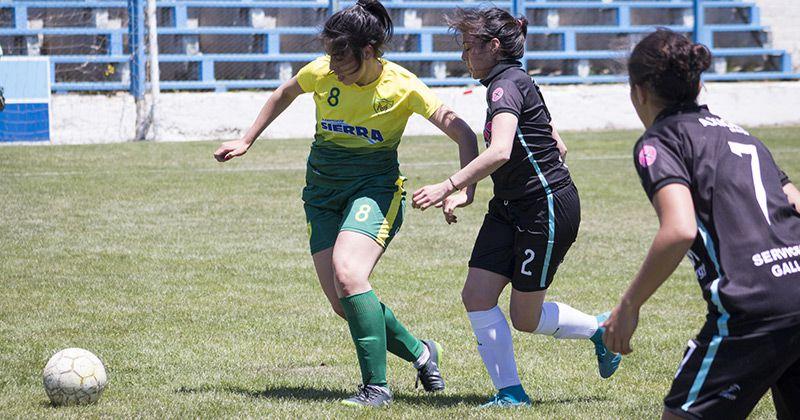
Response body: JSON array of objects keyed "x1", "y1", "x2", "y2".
[
  {"x1": 373, "y1": 97, "x2": 394, "y2": 113},
  {"x1": 491, "y1": 87, "x2": 504, "y2": 102},
  {"x1": 638, "y1": 144, "x2": 657, "y2": 167},
  {"x1": 321, "y1": 119, "x2": 385, "y2": 144},
  {"x1": 718, "y1": 384, "x2": 741, "y2": 401}
]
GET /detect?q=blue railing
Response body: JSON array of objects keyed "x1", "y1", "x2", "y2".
[{"x1": 0, "y1": 0, "x2": 797, "y2": 92}]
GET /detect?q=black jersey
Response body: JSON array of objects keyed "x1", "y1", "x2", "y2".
[
  {"x1": 480, "y1": 61, "x2": 572, "y2": 201},
  {"x1": 634, "y1": 103, "x2": 800, "y2": 335}
]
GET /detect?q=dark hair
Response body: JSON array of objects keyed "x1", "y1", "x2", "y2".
[
  {"x1": 321, "y1": 0, "x2": 393, "y2": 69},
  {"x1": 628, "y1": 29, "x2": 712, "y2": 105},
  {"x1": 446, "y1": 7, "x2": 527, "y2": 60}
]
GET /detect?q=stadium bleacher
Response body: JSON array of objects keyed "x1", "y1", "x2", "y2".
[{"x1": 0, "y1": 0, "x2": 797, "y2": 92}]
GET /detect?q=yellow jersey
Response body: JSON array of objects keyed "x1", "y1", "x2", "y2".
[{"x1": 296, "y1": 56, "x2": 443, "y2": 187}]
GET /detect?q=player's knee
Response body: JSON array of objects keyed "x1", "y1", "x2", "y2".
[
  {"x1": 462, "y1": 286, "x2": 499, "y2": 312},
  {"x1": 461, "y1": 286, "x2": 482, "y2": 311},
  {"x1": 510, "y1": 310, "x2": 538, "y2": 333},
  {"x1": 332, "y1": 258, "x2": 367, "y2": 294}
]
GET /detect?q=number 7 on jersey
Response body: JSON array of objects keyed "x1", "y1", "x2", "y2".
[{"x1": 728, "y1": 141, "x2": 770, "y2": 225}]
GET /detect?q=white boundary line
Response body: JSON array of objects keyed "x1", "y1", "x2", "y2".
[{"x1": 3, "y1": 149, "x2": 800, "y2": 177}]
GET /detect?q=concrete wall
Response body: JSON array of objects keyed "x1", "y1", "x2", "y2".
[
  {"x1": 50, "y1": 81, "x2": 800, "y2": 144},
  {"x1": 757, "y1": 0, "x2": 800, "y2": 71}
]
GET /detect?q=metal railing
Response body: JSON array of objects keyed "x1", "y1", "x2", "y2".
[{"x1": 0, "y1": 0, "x2": 796, "y2": 92}]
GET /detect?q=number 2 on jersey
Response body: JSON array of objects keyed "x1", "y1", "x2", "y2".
[
  {"x1": 728, "y1": 141, "x2": 770, "y2": 225},
  {"x1": 521, "y1": 249, "x2": 535, "y2": 276}
]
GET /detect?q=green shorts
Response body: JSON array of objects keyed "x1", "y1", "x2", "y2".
[{"x1": 302, "y1": 176, "x2": 406, "y2": 255}]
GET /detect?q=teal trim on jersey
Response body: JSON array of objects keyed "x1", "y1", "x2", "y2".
[
  {"x1": 680, "y1": 226, "x2": 731, "y2": 414},
  {"x1": 696, "y1": 218, "x2": 723, "y2": 277},
  {"x1": 516, "y1": 128, "x2": 554, "y2": 288}
]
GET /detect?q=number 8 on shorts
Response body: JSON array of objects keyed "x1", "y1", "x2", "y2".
[{"x1": 340, "y1": 183, "x2": 405, "y2": 249}]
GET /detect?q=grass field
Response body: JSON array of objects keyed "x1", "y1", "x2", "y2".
[{"x1": 1, "y1": 126, "x2": 798, "y2": 418}]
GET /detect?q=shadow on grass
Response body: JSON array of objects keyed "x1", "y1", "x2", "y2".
[
  {"x1": 176, "y1": 384, "x2": 350, "y2": 402},
  {"x1": 176, "y1": 384, "x2": 607, "y2": 408},
  {"x1": 396, "y1": 393, "x2": 608, "y2": 408}
]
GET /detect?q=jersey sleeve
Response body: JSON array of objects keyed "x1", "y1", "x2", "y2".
[
  {"x1": 296, "y1": 56, "x2": 329, "y2": 93},
  {"x1": 633, "y1": 134, "x2": 692, "y2": 201},
  {"x1": 532, "y1": 83, "x2": 552, "y2": 121},
  {"x1": 406, "y1": 77, "x2": 443, "y2": 119},
  {"x1": 487, "y1": 79, "x2": 524, "y2": 119},
  {"x1": 778, "y1": 169, "x2": 791, "y2": 186}
]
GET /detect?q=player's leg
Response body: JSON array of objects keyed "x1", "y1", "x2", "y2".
[
  {"x1": 663, "y1": 327, "x2": 798, "y2": 419},
  {"x1": 304, "y1": 186, "x2": 391, "y2": 406},
  {"x1": 335, "y1": 178, "x2": 441, "y2": 406},
  {"x1": 312, "y1": 243, "x2": 433, "y2": 374},
  {"x1": 771, "y1": 328, "x2": 800, "y2": 420},
  {"x1": 305, "y1": 185, "x2": 347, "y2": 319},
  {"x1": 305, "y1": 182, "x2": 430, "y2": 362},
  {"x1": 312, "y1": 248, "x2": 346, "y2": 319},
  {"x1": 463, "y1": 199, "x2": 529, "y2": 407},
  {"x1": 462, "y1": 268, "x2": 530, "y2": 407},
  {"x1": 332, "y1": 230, "x2": 392, "y2": 407},
  {"x1": 772, "y1": 359, "x2": 800, "y2": 419},
  {"x1": 342, "y1": 178, "x2": 442, "y2": 390},
  {"x1": 507, "y1": 183, "x2": 620, "y2": 378}
]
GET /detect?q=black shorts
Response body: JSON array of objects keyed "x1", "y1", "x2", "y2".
[
  {"x1": 664, "y1": 323, "x2": 800, "y2": 419},
  {"x1": 468, "y1": 183, "x2": 580, "y2": 292}
]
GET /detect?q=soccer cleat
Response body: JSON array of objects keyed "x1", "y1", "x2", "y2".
[
  {"x1": 590, "y1": 311, "x2": 622, "y2": 379},
  {"x1": 479, "y1": 385, "x2": 531, "y2": 408},
  {"x1": 341, "y1": 384, "x2": 393, "y2": 408},
  {"x1": 415, "y1": 339, "x2": 445, "y2": 392}
]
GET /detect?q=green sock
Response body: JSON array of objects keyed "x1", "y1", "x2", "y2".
[
  {"x1": 340, "y1": 290, "x2": 387, "y2": 386},
  {"x1": 382, "y1": 302, "x2": 424, "y2": 363}
]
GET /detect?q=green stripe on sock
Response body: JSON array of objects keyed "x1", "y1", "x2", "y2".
[{"x1": 340, "y1": 290, "x2": 387, "y2": 386}]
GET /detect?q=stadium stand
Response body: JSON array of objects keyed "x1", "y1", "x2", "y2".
[{"x1": 0, "y1": 0, "x2": 797, "y2": 92}]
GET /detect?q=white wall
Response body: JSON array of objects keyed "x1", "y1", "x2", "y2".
[
  {"x1": 51, "y1": 81, "x2": 800, "y2": 144},
  {"x1": 757, "y1": 0, "x2": 800, "y2": 70}
]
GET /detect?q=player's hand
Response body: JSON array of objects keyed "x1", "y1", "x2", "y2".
[
  {"x1": 214, "y1": 139, "x2": 252, "y2": 162},
  {"x1": 412, "y1": 181, "x2": 454, "y2": 211},
  {"x1": 602, "y1": 302, "x2": 639, "y2": 355},
  {"x1": 440, "y1": 190, "x2": 471, "y2": 224}
]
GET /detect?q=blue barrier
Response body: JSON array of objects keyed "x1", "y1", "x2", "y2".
[
  {"x1": 0, "y1": 0, "x2": 797, "y2": 92},
  {"x1": 0, "y1": 57, "x2": 51, "y2": 142}
]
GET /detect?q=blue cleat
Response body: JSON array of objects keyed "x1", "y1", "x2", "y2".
[
  {"x1": 590, "y1": 312, "x2": 622, "y2": 379},
  {"x1": 479, "y1": 384, "x2": 531, "y2": 408}
]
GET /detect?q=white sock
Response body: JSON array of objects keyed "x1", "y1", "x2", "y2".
[
  {"x1": 534, "y1": 302, "x2": 599, "y2": 339},
  {"x1": 412, "y1": 342, "x2": 430, "y2": 369},
  {"x1": 467, "y1": 306, "x2": 521, "y2": 390}
]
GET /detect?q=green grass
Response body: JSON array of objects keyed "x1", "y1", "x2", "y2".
[{"x1": 1, "y1": 126, "x2": 798, "y2": 418}]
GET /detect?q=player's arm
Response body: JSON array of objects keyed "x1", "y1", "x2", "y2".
[
  {"x1": 426, "y1": 104, "x2": 479, "y2": 201},
  {"x1": 412, "y1": 112, "x2": 516, "y2": 212},
  {"x1": 551, "y1": 123, "x2": 567, "y2": 158},
  {"x1": 603, "y1": 183, "x2": 697, "y2": 355},
  {"x1": 214, "y1": 76, "x2": 304, "y2": 162},
  {"x1": 783, "y1": 182, "x2": 800, "y2": 211}
]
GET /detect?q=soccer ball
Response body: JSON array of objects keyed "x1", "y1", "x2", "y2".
[{"x1": 42, "y1": 348, "x2": 107, "y2": 406}]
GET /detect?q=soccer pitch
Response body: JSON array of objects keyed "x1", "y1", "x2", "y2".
[{"x1": 1, "y1": 127, "x2": 797, "y2": 418}]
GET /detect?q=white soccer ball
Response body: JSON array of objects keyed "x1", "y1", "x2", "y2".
[{"x1": 42, "y1": 348, "x2": 107, "y2": 406}]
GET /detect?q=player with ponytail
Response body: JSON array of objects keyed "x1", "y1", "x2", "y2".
[
  {"x1": 603, "y1": 29, "x2": 800, "y2": 419},
  {"x1": 413, "y1": 7, "x2": 621, "y2": 407},
  {"x1": 214, "y1": 0, "x2": 479, "y2": 407}
]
